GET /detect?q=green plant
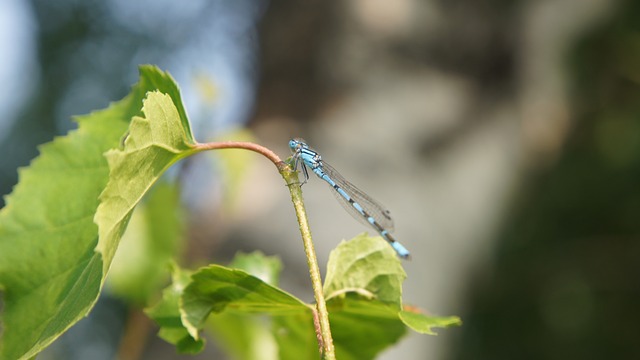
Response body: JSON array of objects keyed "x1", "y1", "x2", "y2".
[{"x1": 0, "y1": 66, "x2": 460, "y2": 360}]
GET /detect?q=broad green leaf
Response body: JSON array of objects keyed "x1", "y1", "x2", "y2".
[
  {"x1": 322, "y1": 235, "x2": 410, "y2": 360},
  {"x1": 207, "y1": 312, "x2": 279, "y2": 360},
  {"x1": 147, "y1": 253, "x2": 286, "y2": 358},
  {"x1": 0, "y1": 65, "x2": 188, "y2": 360},
  {"x1": 180, "y1": 265, "x2": 309, "y2": 339},
  {"x1": 329, "y1": 295, "x2": 407, "y2": 360},
  {"x1": 272, "y1": 314, "x2": 318, "y2": 360},
  {"x1": 94, "y1": 89, "x2": 196, "y2": 272},
  {"x1": 274, "y1": 297, "x2": 408, "y2": 360},
  {"x1": 107, "y1": 180, "x2": 184, "y2": 305},
  {"x1": 229, "y1": 251, "x2": 283, "y2": 287},
  {"x1": 323, "y1": 234, "x2": 406, "y2": 306},
  {"x1": 398, "y1": 310, "x2": 462, "y2": 335},
  {"x1": 320, "y1": 234, "x2": 459, "y2": 358},
  {"x1": 145, "y1": 265, "x2": 204, "y2": 354},
  {"x1": 272, "y1": 295, "x2": 409, "y2": 360},
  {"x1": 203, "y1": 253, "x2": 318, "y2": 360},
  {"x1": 155, "y1": 238, "x2": 460, "y2": 359},
  {"x1": 206, "y1": 252, "x2": 283, "y2": 360}
]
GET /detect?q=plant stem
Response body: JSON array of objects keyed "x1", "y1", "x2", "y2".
[
  {"x1": 282, "y1": 167, "x2": 336, "y2": 360},
  {"x1": 192, "y1": 140, "x2": 282, "y2": 165},
  {"x1": 195, "y1": 140, "x2": 335, "y2": 359}
]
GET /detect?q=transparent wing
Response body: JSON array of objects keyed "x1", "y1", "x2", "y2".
[{"x1": 321, "y1": 162, "x2": 395, "y2": 232}]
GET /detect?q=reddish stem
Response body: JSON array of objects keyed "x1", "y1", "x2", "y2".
[{"x1": 193, "y1": 141, "x2": 285, "y2": 169}]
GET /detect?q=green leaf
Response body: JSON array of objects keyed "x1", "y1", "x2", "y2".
[
  {"x1": 272, "y1": 314, "x2": 318, "y2": 360},
  {"x1": 94, "y1": 89, "x2": 196, "y2": 272},
  {"x1": 153, "y1": 238, "x2": 460, "y2": 359},
  {"x1": 329, "y1": 295, "x2": 407, "y2": 360},
  {"x1": 205, "y1": 252, "x2": 284, "y2": 360},
  {"x1": 0, "y1": 65, "x2": 193, "y2": 360},
  {"x1": 207, "y1": 311, "x2": 280, "y2": 360},
  {"x1": 145, "y1": 265, "x2": 204, "y2": 354},
  {"x1": 180, "y1": 265, "x2": 309, "y2": 339},
  {"x1": 107, "y1": 180, "x2": 184, "y2": 305},
  {"x1": 147, "y1": 253, "x2": 287, "y2": 359},
  {"x1": 320, "y1": 236, "x2": 408, "y2": 359},
  {"x1": 398, "y1": 310, "x2": 462, "y2": 335},
  {"x1": 323, "y1": 234, "x2": 406, "y2": 306},
  {"x1": 320, "y1": 234, "x2": 459, "y2": 359},
  {"x1": 229, "y1": 251, "x2": 283, "y2": 287}
]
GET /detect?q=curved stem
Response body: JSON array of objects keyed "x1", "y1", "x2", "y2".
[
  {"x1": 195, "y1": 140, "x2": 335, "y2": 359},
  {"x1": 193, "y1": 141, "x2": 283, "y2": 166}
]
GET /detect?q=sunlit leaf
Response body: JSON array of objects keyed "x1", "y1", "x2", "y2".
[
  {"x1": 94, "y1": 89, "x2": 196, "y2": 271},
  {"x1": 321, "y1": 235, "x2": 408, "y2": 359},
  {"x1": 323, "y1": 235, "x2": 459, "y2": 358},
  {"x1": 324, "y1": 234, "x2": 406, "y2": 306},
  {"x1": 329, "y1": 295, "x2": 407, "y2": 360},
  {"x1": 180, "y1": 265, "x2": 309, "y2": 339},
  {"x1": 272, "y1": 313, "x2": 318, "y2": 360},
  {"x1": 148, "y1": 252, "x2": 305, "y2": 359},
  {"x1": 0, "y1": 65, "x2": 194, "y2": 360},
  {"x1": 206, "y1": 252, "x2": 283, "y2": 360},
  {"x1": 229, "y1": 251, "x2": 283, "y2": 287}
]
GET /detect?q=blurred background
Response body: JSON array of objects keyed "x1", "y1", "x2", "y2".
[{"x1": 1, "y1": 0, "x2": 639, "y2": 359}]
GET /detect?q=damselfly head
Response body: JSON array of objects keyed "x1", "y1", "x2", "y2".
[{"x1": 289, "y1": 138, "x2": 308, "y2": 153}]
